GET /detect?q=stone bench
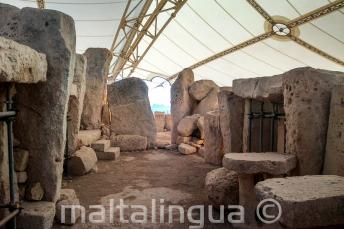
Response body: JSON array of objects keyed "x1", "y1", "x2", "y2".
[
  {"x1": 223, "y1": 152, "x2": 296, "y2": 226},
  {"x1": 255, "y1": 175, "x2": 344, "y2": 228}
]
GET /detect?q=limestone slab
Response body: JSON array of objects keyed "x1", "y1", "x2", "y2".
[
  {"x1": 204, "y1": 110, "x2": 223, "y2": 165},
  {"x1": 17, "y1": 201, "x2": 55, "y2": 229},
  {"x1": 91, "y1": 139, "x2": 111, "y2": 152},
  {"x1": 77, "y1": 129, "x2": 101, "y2": 146},
  {"x1": 111, "y1": 135, "x2": 147, "y2": 151}
]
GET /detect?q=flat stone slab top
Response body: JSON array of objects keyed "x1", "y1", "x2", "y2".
[
  {"x1": 255, "y1": 175, "x2": 344, "y2": 228},
  {"x1": 223, "y1": 152, "x2": 296, "y2": 175}
]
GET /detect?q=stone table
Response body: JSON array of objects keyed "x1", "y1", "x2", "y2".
[
  {"x1": 255, "y1": 175, "x2": 344, "y2": 228},
  {"x1": 223, "y1": 152, "x2": 296, "y2": 227}
]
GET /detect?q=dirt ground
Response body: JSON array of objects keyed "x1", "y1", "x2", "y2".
[{"x1": 54, "y1": 132, "x2": 234, "y2": 228}]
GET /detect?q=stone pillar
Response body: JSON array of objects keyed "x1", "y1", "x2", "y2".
[
  {"x1": 0, "y1": 5, "x2": 76, "y2": 201},
  {"x1": 218, "y1": 89, "x2": 244, "y2": 153},
  {"x1": 67, "y1": 54, "x2": 87, "y2": 157},
  {"x1": 283, "y1": 67, "x2": 344, "y2": 175},
  {"x1": 323, "y1": 85, "x2": 344, "y2": 176},
  {"x1": 204, "y1": 110, "x2": 223, "y2": 165},
  {"x1": 81, "y1": 48, "x2": 112, "y2": 130},
  {"x1": 170, "y1": 68, "x2": 195, "y2": 144}
]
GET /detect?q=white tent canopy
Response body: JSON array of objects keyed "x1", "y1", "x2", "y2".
[{"x1": 2, "y1": 0, "x2": 344, "y2": 86}]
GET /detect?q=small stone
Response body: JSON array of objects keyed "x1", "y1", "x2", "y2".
[
  {"x1": 25, "y1": 182, "x2": 44, "y2": 201},
  {"x1": 14, "y1": 148, "x2": 29, "y2": 172},
  {"x1": 164, "y1": 144, "x2": 178, "y2": 150},
  {"x1": 178, "y1": 143, "x2": 197, "y2": 155},
  {"x1": 16, "y1": 171, "x2": 27, "y2": 183},
  {"x1": 17, "y1": 201, "x2": 55, "y2": 229},
  {"x1": 67, "y1": 146, "x2": 98, "y2": 176},
  {"x1": 111, "y1": 134, "x2": 147, "y2": 151}
]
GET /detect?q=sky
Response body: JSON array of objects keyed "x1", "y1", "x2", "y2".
[{"x1": 144, "y1": 77, "x2": 171, "y2": 113}]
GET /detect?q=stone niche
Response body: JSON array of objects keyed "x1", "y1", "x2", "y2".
[
  {"x1": 230, "y1": 67, "x2": 344, "y2": 176},
  {"x1": 108, "y1": 77, "x2": 157, "y2": 148},
  {"x1": 0, "y1": 3, "x2": 76, "y2": 203}
]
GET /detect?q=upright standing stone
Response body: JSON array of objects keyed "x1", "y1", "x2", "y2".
[
  {"x1": 67, "y1": 54, "x2": 87, "y2": 157},
  {"x1": 204, "y1": 110, "x2": 223, "y2": 165},
  {"x1": 283, "y1": 67, "x2": 344, "y2": 175},
  {"x1": 323, "y1": 85, "x2": 344, "y2": 176},
  {"x1": 108, "y1": 77, "x2": 156, "y2": 146},
  {"x1": 81, "y1": 48, "x2": 112, "y2": 130},
  {"x1": 218, "y1": 89, "x2": 244, "y2": 153},
  {"x1": 0, "y1": 5, "x2": 76, "y2": 202},
  {"x1": 171, "y1": 68, "x2": 195, "y2": 144}
]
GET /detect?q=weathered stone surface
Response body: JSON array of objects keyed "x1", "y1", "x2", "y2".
[
  {"x1": 189, "y1": 80, "x2": 219, "y2": 101},
  {"x1": 101, "y1": 103, "x2": 111, "y2": 126},
  {"x1": 255, "y1": 175, "x2": 344, "y2": 228},
  {"x1": 16, "y1": 171, "x2": 27, "y2": 183},
  {"x1": 177, "y1": 114, "x2": 201, "y2": 137},
  {"x1": 283, "y1": 67, "x2": 344, "y2": 175},
  {"x1": 0, "y1": 36, "x2": 47, "y2": 83},
  {"x1": 171, "y1": 68, "x2": 195, "y2": 143},
  {"x1": 218, "y1": 90, "x2": 245, "y2": 153},
  {"x1": 233, "y1": 74, "x2": 283, "y2": 103},
  {"x1": 67, "y1": 146, "x2": 97, "y2": 176},
  {"x1": 56, "y1": 189, "x2": 81, "y2": 225},
  {"x1": 17, "y1": 201, "x2": 55, "y2": 229},
  {"x1": 14, "y1": 148, "x2": 29, "y2": 172},
  {"x1": 164, "y1": 114, "x2": 172, "y2": 131},
  {"x1": 81, "y1": 48, "x2": 112, "y2": 130},
  {"x1": 154, "y1": 111, "x2": 165, "y2": 132},
  {"x1": 197, "y1": 116, "x2": 205, "y2": 139},
  {"x1": 77, "y1": 129, "x2": 101, "y2": 146},
  {"x1": 178, "y1": 143, "x2": 197, "y2": 155},
  {"x1": 91, "y1": 139, "x2": 110, "y2": 152},
  {"x1": 176, "y1": 136, "x2": 191, "y2": 145},
  {"x1": 67, "y1": 54, "x2": 87, "y2": 157},
  {"x1": 205, "y1": 168, "x2": 239, "y2": 208},
  {"x1": 193, "y1": 88, "x2": 219, "y2": 116},
  {"x1": 223, "y1": 152, "x2": 296, "y2": 175},
  {"x1": 111, "y1": 135, "x2": 147, "y2": 151},
  {"x1": 204, "y1": 110, "x2": 223, "y2": 165},
  {"x1": 323, "y1": 85, "x2": 344, "y2": 176},
  {"x1": 108, "y1": 77, "x2": 156, "y2": 146},
  {"x1": 25, "y1": 182, "x2": 44, "y2": 201},
  {"x1": 96, "y1": 147, "x2": 120, "y2": 160},
  {"x1": 198, "y1": 147, "x2": 205, "y2": 158},
  {"x1": 0, "y1": 5, "x2": 76, "y2": 202}
]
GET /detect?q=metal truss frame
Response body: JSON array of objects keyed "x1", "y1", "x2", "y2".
[{"x1": 109, "y1": 0, "x2": 188, "y2": 80}]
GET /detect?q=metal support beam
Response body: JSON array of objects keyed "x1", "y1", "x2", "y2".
[
  {"x1": 246, "y1": 0, "x2": 274, "y2": 24},
  {"x1": 110, "y1": 0, "x2": 188, "y2": 80},
  {"x1": 36, "y1": 0, "x2": 45, "y2": 9}
]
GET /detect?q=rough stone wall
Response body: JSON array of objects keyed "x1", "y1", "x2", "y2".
[
  {"x1": 283, "y1": 67, "x2": 344, "y2": 175},
  {"x1": 67, "y1": 54, "x2": 87, "y2": 157},
  {"x1": 108, "y1": 77, "x2": 156, "y2": 146},
  {"x1": 0, "y1": 4, "x2": 76, "y2": 201},
  {"x1": 81, "y1": 48, "x2": 112, "y2": 130},
  {"x1": 204, "y1": 110, "x2": 223, "y2": 165},
  {"x1": 323, "y1": 85, "x2": 344, "y2": 176},
  {"x1": 218, "y1": 89, "x2": 244, "y2": 153},
  {"x1": 170, "y1": 69, "x2": 195, "y2": 144}
]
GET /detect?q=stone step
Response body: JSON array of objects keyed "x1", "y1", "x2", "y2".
[
  {"x1": 77, "y1": 129, "x2": 101, "y2": 146},
  {"x1": 17, "y1": 201, "x2": 55, "y2": 229},
  {"x1": 96, "y1": 147, "x2": 120, "y2": 160},
  {"x1": 91, "y1": 139, "x2": 111, "y2": 152}
]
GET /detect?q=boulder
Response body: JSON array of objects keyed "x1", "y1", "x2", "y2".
[
  {"x1": 171, "y1": 68, "x2": 195, "y2": 143},
  {"x1": 283, "y1": 67, "x2": 344, "y2": 175},
  {"x1": 218, "y1": 90, "x2": 245, "y2": 153},
  {"x1": 205, "y1": 168, "x2": 239, "y2": 208},
  {"x1": 13, "y1": 148, "x2": 29, "y2": 172},
  {"x1": 0, "y1": 36, "x2": 47, "y2": 83},
  {"x1": 77, "y1": 129, "x2": 101, "y2": 146},
  {"x1": 0, "y1": 5, "x2": 76, "y2": 202},
  {"x1": 177, "y1": 114, "x2": 201, "y2": 137},
  {"x1": 67, "y1": 146, "x2": 97, "y2": 176},
  {"x1": 193, "y1": 88, "x2": 219, "y2": 116},
  {"x1": 67, "y1": 54, "x2": 87, "y2": 157},
  {"x1": 81, "y1": 48, "x2": 112, "y2": 130},
  {"x1": 197, "y1": 116, "x2": 205, "y2": 139},
  {"x1": 154, "y1": 111, "x2": 165, "y2": 132},
  {"x1": 56, "y1": 189, "x2": 81, "y2": 225},
  {"x1": 164, "y1": 114, "x2": 172, "y2": 131},
  {"x1": 323, "y1": 85, "x2": 344, "y2": 176},
  {"x1": 233, "y1": 74, "x2": 283, "y2": 103},
  {"x1": 25, "y1": 182, "x2": 44, "y2": 201},
  {"x1": 204, "y1": 110, "x2": 223, "y2": 165},
  {"x1": 111, "y1": 135, "x2": 147, "y2": 151},
  {"x1": 178, "y1": 143, "x2": 197, "y2": 155},
  {"x1": 108, "y1": 77, "x2": 156, "y2": 147},
  {"x1": 189, "y1": 80, "x2": 219, "y2": 101},
  {"x1": 17, "y1": 201, "x2": 55, "y2": 229},
  {"x1": 255, "y1": 175, "x2": 344, "y2": 228}
]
